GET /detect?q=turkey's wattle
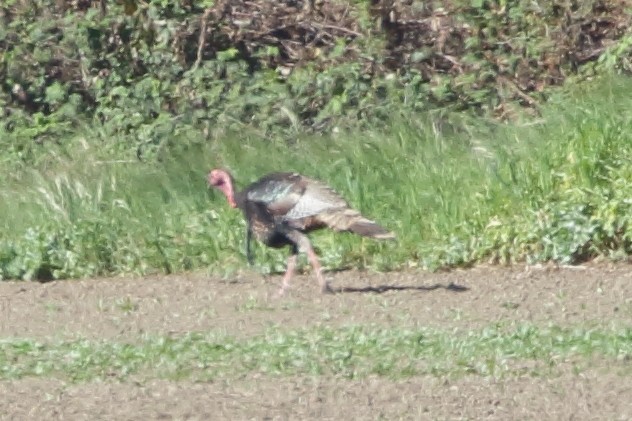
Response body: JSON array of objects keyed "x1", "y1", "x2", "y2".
[{"x1": 208, "y1": 169, "x2": 395, "y2": 296}]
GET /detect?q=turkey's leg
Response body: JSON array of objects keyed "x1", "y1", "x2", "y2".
[
  {"x1": 285, "y1": 230, "x2": 331, "y2": 294},
  {"x1": 246, "y1": 226, "x2": 254, "y2": 266},
  {"x1": 278, "y1": 248, "x2": 298, "y2": 296},
  {"x1": 305, "y1": 245, "x2": 332, "y2": 293}
]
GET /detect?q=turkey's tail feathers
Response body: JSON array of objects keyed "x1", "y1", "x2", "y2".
[
  {"x1": 317, "y1": 208, "x2": 396, "y2": 240},
  {"x1": 348, "y1": 219, "x2": 396, "y2": 239}
]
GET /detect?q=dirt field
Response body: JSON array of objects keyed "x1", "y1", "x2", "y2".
[{"x1": 1, "y1": 263, "x2": 631, "y2": 420}]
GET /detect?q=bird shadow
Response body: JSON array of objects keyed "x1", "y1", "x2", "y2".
[
  {"x1": 331, "y1": 282, "x2": 469, "y2": 295},
  {"x1": 262, "y1": 265, "x2": 354, "y2": 276}
]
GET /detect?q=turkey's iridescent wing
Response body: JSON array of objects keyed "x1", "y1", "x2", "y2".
[
  {"x1": 245, "y1": 173, "x2": 348, "y2": 222},
  {"x1": 244, "y1": 172, "x2": 304, "y2": 216},
  {"x1": 282, "y1": 176, "x2": 348, "y2": 220}
]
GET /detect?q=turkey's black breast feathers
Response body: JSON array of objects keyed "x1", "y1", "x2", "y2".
[{"x1": 242, "y1": 199, "x2": 292, "y2": 248}]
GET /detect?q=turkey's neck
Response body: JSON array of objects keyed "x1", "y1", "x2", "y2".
[
  {"x1": 221, "y1": 173, "x2": 238, "y2": 208},
  {"x1": 222, "y1": 173, "x2": 245, "y2": 210}
]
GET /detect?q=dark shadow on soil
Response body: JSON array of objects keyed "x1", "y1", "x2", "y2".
[
  {"x1": 263, "y1": 266, "x2": 355, "y2": 276},
  {"x1": 332, "y1": 282, "x2": 469, "y2": 294}
]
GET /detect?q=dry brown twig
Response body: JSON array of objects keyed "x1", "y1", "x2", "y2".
[{"x1": 193, "y1": 7, "x2": 214, "y2": 71}]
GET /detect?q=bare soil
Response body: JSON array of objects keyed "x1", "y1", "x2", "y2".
[{"x1": 1, "y1": 263, "x2": 631, "y2": 420}]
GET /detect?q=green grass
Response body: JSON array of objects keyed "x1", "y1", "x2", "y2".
[
  {"x1": 2, "y1": 75, "x2": 632, "y2": 280},
  {"x1": 1, "y1": 324, "x2": 630, "y2": 382}
]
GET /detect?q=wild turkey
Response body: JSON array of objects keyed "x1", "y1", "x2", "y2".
[{"x1": 207, "y1": 169, "x2": 395, "y2": 295}]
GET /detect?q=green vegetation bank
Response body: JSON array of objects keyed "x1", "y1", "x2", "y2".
[{"x1": 1, "y1": 0, "x2": 632, "y2": 280}]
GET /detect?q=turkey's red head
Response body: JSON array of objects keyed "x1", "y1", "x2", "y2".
[{"x1": 208, "y1": 169, "x2": 237, "y2": 208}]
